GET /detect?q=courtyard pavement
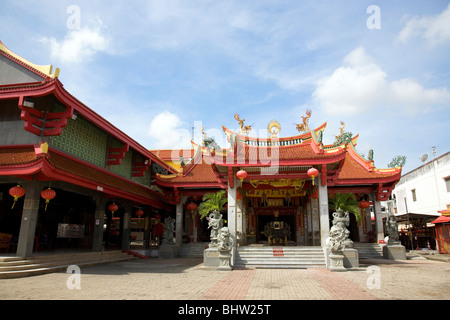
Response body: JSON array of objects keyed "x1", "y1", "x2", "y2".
[
  {"x1": 0, "y1": 257, "x2": 450, "y2": 320},
  {"x1": 0, "y1": 254, "x2": 449, "y2": 304}
]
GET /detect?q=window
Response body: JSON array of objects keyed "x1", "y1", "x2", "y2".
[
  {"x1": 445, "y1": 177, "x2": 450, "y2": 193},
  {"x1": 411, "y1": 189, "x2": 417, "y2": 202}
]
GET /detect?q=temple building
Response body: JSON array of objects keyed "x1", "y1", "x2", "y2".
[
  {"x1": 0, "y1": 41, "x2": 403, "y2": 268},
  {"x1": 155, "y1": 115, "x2": 402, "y2": 266}
]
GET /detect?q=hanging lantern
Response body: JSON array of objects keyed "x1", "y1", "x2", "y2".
[
  {"x1": 236, "y1": 169, "x2": 247, "y2": 185},
  {"x1": 187, "y1": 202, "x2": 197, "y2": 218},
  {"x1": 135, "y1": 208, "x2": 144, "y2": 217},
  {"x1": 358, "y1": 200, "x2": 370, "y2": 209},
  {"x1": 41, "y1": 187, "x2": 56, "y2": 211},
  {"x1": 187, "y1": 202, "x2": 198, "y2": 213},
  {"x1": 307, "y1": 167, "x2": 319, "y2": 186},
  {"x1": 9, "y1": 185, "x2": 25, "y2": 209},
  {"x1": 108, "y1": 203, "x2": 119, "y2": 216}
]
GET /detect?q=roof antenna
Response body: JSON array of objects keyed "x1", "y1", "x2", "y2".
[{"x1": 431, "y1": 146, "x2": 438, "y2": 159}]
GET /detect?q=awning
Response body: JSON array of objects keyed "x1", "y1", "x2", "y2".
[
  {"x1": 395, "y1": 213, "x2": 440, "y2": 225},
  {"x1": 431, "y1": 215, "x2": 450, "y2": 224}
]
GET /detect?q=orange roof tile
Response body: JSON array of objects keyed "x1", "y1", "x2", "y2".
[
  {"x1": 157, "y1": 157, "x2": 220, "y2": 185},
  {"x1": 337, "y1": 153, "x2": 400, "y2": 181},
  {"x1": 0, "y1": 148, "x2": 38, "y2": 166}
]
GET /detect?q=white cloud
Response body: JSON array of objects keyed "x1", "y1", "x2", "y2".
[
  {"x1": 312, "y1": 47, "x2": 450, "y2": 116},
  {"x1": 40, "y1": 20, "x2": 110, "y2": 64},
  {"x1": 398, "y1": 4, "x2": 450, "y2": 46},
  {"x1": 147, "y1": 111, "x2": 192, "y2": 149}
]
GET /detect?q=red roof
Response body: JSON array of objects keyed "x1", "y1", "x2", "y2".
[
  {"x1": 337, "y1": 153, "x2": 401, "y2": 181},
  {"x1": 155, "y1": 125, "x2": 402, "y2": 191},
  {"x1": 0, "y1": 146, "x2": 171, "y2": 209},
  {"x1": 431, "y1": 215, "x2": 450, "y2": 224},
  {"x1": 0, "y1": 78, "x2": 172, "y2": 172}
]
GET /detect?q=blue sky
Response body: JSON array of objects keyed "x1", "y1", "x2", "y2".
[{"x1": 1, "y1": 1, "x2": 449, "y2": 174}]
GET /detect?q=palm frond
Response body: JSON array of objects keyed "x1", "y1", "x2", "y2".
[
  {"x1": 329, "y1": 193, "x2": 362, "y2": 224},
  {"x1": 198, "y1": 190, "x2": 228, "y2": 219}
]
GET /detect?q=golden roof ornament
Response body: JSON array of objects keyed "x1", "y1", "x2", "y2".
[
  {"x1": 234, "y1": 113, "x2": 252, "y2": 134},
  {"x1": 296, "y1": 109, "x2": 311, "y2": 132},
  {"x1": 335, "y1": 121, "x2": 345, "y2": 141},
  {"x1": 267, "y1": 119, "x2": 281, "y2": 138}
]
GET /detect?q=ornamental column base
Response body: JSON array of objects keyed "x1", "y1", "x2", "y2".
[
  {"x1": 329, "y1": 251, "x2": 346, "y2": 272},
  {"x1": 217, "y1": 250, "x2": 232, "y2": 271}
]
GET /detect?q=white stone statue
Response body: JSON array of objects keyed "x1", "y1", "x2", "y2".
[{"x1": 207, "y1": 210, "x2": 223, "y2": 247}]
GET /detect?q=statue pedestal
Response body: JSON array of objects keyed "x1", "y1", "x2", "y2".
[
  {"x1": 218, "y1": 250, "x2": 232, "y2": 271},
  {"x1": 383, "y1": 244, "x2": 406, "y2": 260},
  {"x1": 343, "y1": 248, "x2": 359, "y2": 269},
  {"x1": 329, "y1": 252, "x2": 346, "y2": 272},
  {"x1": 159, "y1": 244, "x2": 178, "y2": 259},
  {"x1": 203, "y1": 247, "x2": 220, "y2": 267}
]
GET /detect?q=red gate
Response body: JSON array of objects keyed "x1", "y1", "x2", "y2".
[{"x1": 435, "y1": 224, "x2": 450, "y2": 254}]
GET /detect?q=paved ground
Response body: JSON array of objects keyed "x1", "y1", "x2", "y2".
[{"x1": 0, "y1": 255, "x2": 449, "y2": 302}]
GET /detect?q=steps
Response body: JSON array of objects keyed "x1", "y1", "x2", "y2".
[
  {"x1": 353, "y1": 243, "x2": 384, "y2": 260},
  {"x1": 0, "y1": 250, "x2": 135, "y2": 279},
  {"x1": 234, "y1": 246, "x2": 326, "y2": 269},
  {"x1": 178, "y1": 242, "x2": 209, "y2": 258}
]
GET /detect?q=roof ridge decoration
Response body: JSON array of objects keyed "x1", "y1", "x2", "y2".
[
  {"x1": 0, "y1": 40, "x2": 60, "y2": 78},
  {"x1": 234, "y1": 113, "x2": 253, "y2": 134},
  {"x1": 222, "y1": 122, "x2": 328, "y2": 148},
  {"x1": 295, "y1": 109, "x2": 311, "y2": 133},
  {"x1": 267, "y1": 119, "x2": 281, "y2": 138}
]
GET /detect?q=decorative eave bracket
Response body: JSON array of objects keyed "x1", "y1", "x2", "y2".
[
  {"x1": 18, "y1": 95, "x2": 73, "y2": 136},
  {"x1": 132, "y1": 159, "x2": 150, "y2": 177},
  {"x1": 107, "y1": 143, "x2": 129, "y2": 166}
]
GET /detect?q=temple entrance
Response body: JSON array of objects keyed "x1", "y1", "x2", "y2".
[{"x1": 254, "y1": 207, "x2": 297, "y2": 244}]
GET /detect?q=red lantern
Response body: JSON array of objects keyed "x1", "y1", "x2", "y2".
[
  {"x1": 307, "y1": 167, "x2": 319, "y2": 185},
  {"x1": 41, "y1": 187, "x2": 56, "y2": 211},
  {"x1": 108, "y1": 203, "x2": 119, "y2": 216},
  {"x1": 359, "y1": 200, "x2": 370, "y2": 209},
  {"x1": 187, "y1": 202, "x2": 197, "y2": 212},
  {"x1": 135, "y1": 208, "x2": 144, "y2": 217},
  {"x1": 9, "y1": 185, "x2": 25, "y2": 209},
  {"x1": 236, "y1": 169, "x2": 247, "y2": 185}
]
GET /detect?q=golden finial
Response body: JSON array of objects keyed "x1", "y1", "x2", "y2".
[{"x1": 267, "y1": 120, "x2": 281, "y2": 137}]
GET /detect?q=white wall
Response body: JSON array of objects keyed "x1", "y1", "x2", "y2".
[{"x1": 392, "y1": 152, "x2": 450, "y2": 216}]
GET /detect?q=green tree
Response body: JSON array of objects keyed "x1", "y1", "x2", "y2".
[
  {"x1": 388, "y1": 155, "x2": 406, "y2": 168},
  {"x1": 198, "y1": 190, "x2": 228, "y2": 219},
  {"x1": 328, "y1": 193, "x2": 361, "y2": 224}
]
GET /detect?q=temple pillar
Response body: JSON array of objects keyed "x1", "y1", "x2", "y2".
[
  {"x1": 318, "y1": 175, "x2": 330, "y2": 248},
  {"x1": 175, "y1": 201, "x2": 183, "y2": 247},
  {"x1": 236, "y1": 191, "x2": 244, "y2": 246},
  {"x1": 92, "y1": 194, "x2": 106, "y2": 252},
  {"x1": 121, "y1": 202, "x2": 132, "y2": 251},
  {"x1": 372, "y1": 194, "x2": 385, "y2": 244},
  {"x1": 306, "y1": 197, "x2": 313, "y2": 245},
  {"x1": 16, "y1": 181, "x2": 44, "y2": 257},
  {"x1": 227, "y1": 174, "x2": 237, "y2": 266}
]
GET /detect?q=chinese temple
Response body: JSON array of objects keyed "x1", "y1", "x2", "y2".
[
  {"x1": 155, "y1": 114, "x2": 402, "y2": 265},
  {"x1": 0, "y1": 40, "x2": 403, "y2": 268}
]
